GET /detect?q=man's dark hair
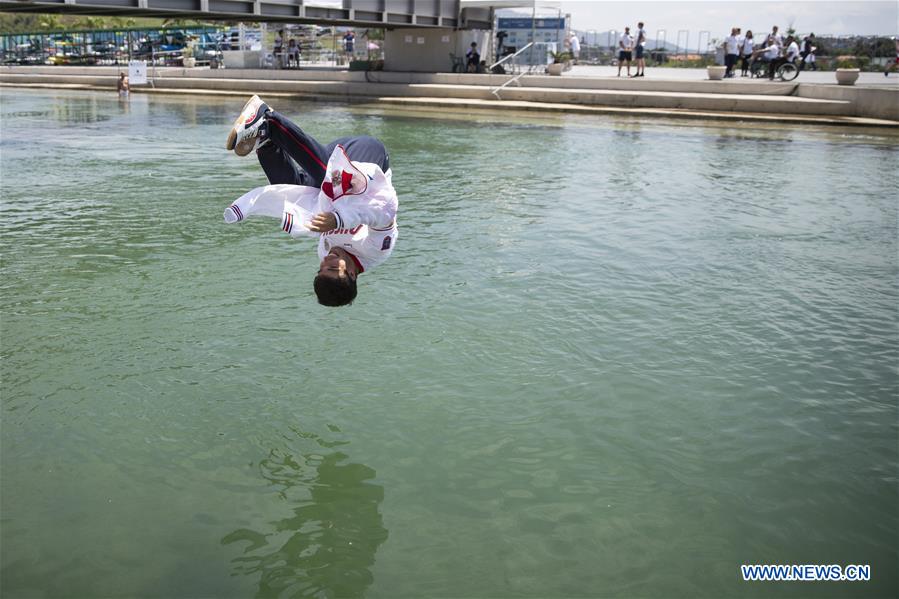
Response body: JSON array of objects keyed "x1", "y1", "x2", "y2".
[{"x1": 314, "y1": 275, "x2": 357, "y2": 307}]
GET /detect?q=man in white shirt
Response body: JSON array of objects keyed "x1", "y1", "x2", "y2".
[
  {"x1": 224, "y1": 95, "x2": 399, "y2": 307},
  {"x1": 761, "y1": 35, "x2": 798, "y2": 79},
  {"x1": 754, "y1": 37, "x2": 783, "y2": 79},
  {"x1": 633, "y1": 22, "x2": 647, "y2": 77},
  {"x1": 273, "y1": 29, "x2": 284, "y2": 69},
  {"x1": 784, "y1": 36, "x2": 800, "y2": 63},
  {"x1": 766, "y1": 25, "x2": 784, "y2": 47},
  {"x1": 568, "y1": 32, "x2": 580, "y2": 64},
  {"x1": 617, "y1": 26, "x2": 633, "y2": 77},
  {"x1": 762, "y1": 35, "x2": 801, "y2": 79},
  {"x1": 723, "y1": 27, "x2": 740, "y2": 78}
]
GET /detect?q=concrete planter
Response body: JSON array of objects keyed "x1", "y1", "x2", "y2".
[
  {"x1": 547, "y1": 63, "x2": 565, "y2": 76},
  {"x1": 707, "y1": 65, "x2": 727, "y2": 80},
  {"x1": 835, "y1": 68, "x2": 860, "y2": 86}
]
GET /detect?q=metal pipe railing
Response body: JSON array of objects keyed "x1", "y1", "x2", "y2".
[
  {"x1": 489, "y1": 42, "x2": 536, "y2": 100},
  {"x1": 488, "y1": 41, "x2": 533, "y2": 71}
]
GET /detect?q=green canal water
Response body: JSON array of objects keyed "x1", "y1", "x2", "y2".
[{"x1": 1, "y1": 89, "x2": 897, "y2": 598}]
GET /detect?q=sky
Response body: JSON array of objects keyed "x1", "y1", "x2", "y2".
[{"x1": 517, "y1": 1, "x2": 898, "y2": 36}]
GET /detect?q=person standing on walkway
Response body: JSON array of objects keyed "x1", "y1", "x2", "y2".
[
  {"x1": 273, "y1": 29, "x2": 284, "y2": 69},
  {"x1": 618, "y1": 27, "x2": 633, "y2": 77},
  {"x1": 799, "y1": 33, "x2": 817, "y2": 71},
  {"x1": 568, "y1": 32, "x2": 581, "y2": 64},
  {"x1": 740, "y1": 30, "x2": 755, "y2": 76},
  {"x1": 466, "y1": 42, "x2": 481, "y2": 72},
  {"x1": 343, "y1": 30, "x2": 356, "y2": 60},
  {"x1": 723, "y1": 27, "x2": 740, "y2": 78},
  {"x1": 633, "y1": 22, "x2": 647, "y2": 77},
  {"x1": 286, "y1": 38, "x2": 300, "y2": 68},
  {"x1": 766, "y1": 25, "x2": 783, "y2": 47},
  {"x1": 884, "y1": 37, "x2": 899, "y2": 77}
]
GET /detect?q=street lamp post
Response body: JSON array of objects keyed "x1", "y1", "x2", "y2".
[{"x1": 676, "y1": 29, "x2": 689, "y2": 60}]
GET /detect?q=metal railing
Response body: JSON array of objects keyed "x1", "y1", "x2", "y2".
[
  {"x1": 488, "y1": 42, "x2": 532, "y2": 71},
  {"x1": 489, "y1": 42, "x2": 535, "y2": 100}
]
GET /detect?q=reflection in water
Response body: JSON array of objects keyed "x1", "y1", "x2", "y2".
[
  {"x1": 222, "y1": 430, "x2": 388, "y2": 598},
  {"x1": 51, "y1": 97, "x2": 112, "y2": 125}
]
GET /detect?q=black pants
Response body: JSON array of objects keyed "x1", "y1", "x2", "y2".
[
  {"x1": 257, "y1": 111, "x2": 390, "y2": 187},
  {"x1": 740, "y1": 55, "x2": 751, "y2": 74},
  {"x1": 725, "y1": 53, "x2": 738, "y2": 75},
  {"x1": 768, "y1": 57, "x2": 787, "y2": 79}
]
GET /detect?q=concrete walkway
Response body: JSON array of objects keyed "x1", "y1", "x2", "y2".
[
  {"x1": 564, "y1": 64, "x2": 899, "y2": 87},
  {"x1": 2, "y1": 64, "x2": 897, "y2": 127},
  {"x1": 375, "y1": 96, "x2": 896, "y2": 128}
]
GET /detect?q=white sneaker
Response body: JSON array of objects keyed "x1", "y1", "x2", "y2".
[{"x1": 225, "y1": 95, "x2": 271, "y2": 157}]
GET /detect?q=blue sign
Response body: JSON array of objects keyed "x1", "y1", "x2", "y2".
[{"x1": 498, "y1": 18, "x2": 566, "y2": 30}]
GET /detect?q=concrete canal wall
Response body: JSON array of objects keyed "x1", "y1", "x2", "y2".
[{"x1": 2, "y1": 65, "x2": 897, "y2": 124}]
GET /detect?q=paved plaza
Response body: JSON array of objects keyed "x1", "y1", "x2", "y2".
[{"x1": 562, "y1": 64, "x2": 899, "y2": 87}]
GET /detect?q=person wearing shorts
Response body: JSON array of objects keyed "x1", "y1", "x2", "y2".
[
  {"x1": 568, "y1": 32, "x2": 580, "y2": 64},
  {"x1": 618, "y1": 27, "x2": 633, "y2": 77},
  {"x1": 633, "y1": 22, "x2": 646, "y2": 77}
]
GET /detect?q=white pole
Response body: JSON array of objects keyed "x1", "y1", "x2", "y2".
[{"x1": 530, "y1": 0, "x2": 536, "y2": 67}]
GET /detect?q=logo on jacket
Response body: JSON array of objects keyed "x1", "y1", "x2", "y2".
[
  {"x1": 323, "y1": 225, "x2": 362, "y2": 236},
  {"x1": 381, "y1": 236, "x2": 392, "y2": 250},
  {"x1": 322, "y1": 169, "x2": 362, "y2": 200},
  {"x1": 319, "y1": 147, "x2": 368, "y2": 200}
]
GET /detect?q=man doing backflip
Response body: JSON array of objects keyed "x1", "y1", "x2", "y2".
[{"x1": 224, "y1": 95, "x2": 399, "y2": 307}]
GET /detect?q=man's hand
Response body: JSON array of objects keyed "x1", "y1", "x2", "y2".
[{"x1": 306, "y1": 212, "x2": 338, "y2": 232}]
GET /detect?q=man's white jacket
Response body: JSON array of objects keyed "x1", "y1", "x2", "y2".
[{"x1": 225, "y1": 145, "x2": 398, "y2": 273}]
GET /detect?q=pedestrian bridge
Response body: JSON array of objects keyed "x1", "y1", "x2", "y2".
[{"x1": 0, "y1": 0, "x2": 494, "y2": 28}]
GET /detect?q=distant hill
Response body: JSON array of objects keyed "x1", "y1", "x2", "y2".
[{"x1": 570, "y1": 30, "x2": 681, "y2": 51}]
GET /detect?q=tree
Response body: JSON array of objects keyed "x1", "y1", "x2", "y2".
[
  {"x1": 786, "y1": 21, "x2": 796, "y2": 38},
  {"x1": 39, "y1": 14, "x2": 62, "y2": 30},
  {"x1": 0, "y1": 12, "x2": 167, "y2": 33}
]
